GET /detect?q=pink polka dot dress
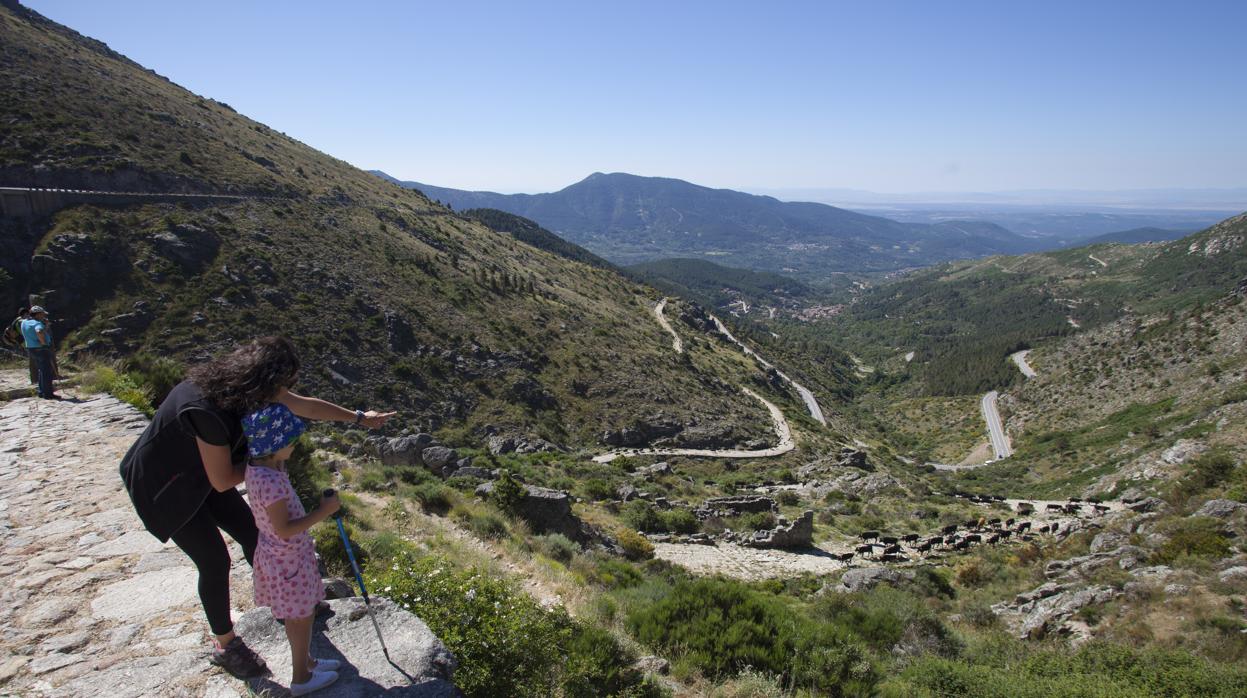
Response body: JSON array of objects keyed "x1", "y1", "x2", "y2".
[{"x1": 245, "y1": 464, "x2": 324, "y2": 620}]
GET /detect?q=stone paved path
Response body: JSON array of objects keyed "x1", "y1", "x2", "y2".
[{"x1": 0, "y1": 380, "x2": 254, "y2": 697}]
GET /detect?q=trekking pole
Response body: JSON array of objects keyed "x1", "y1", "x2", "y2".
[{"x1": 326, "y1": 489, "x2": 390, "y2": 660}]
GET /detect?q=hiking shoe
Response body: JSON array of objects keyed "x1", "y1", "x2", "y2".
[
  {"x1": 309, "y1": 657, "x2": 341, "y2": 672},
  {"x1": 291, "y1": 670, "x2": 338, "y2": 696},
  {"x1": 209, "y1": 637, "x2": 269, "y2": 678}
]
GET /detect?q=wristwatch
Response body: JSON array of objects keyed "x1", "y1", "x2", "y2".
[{"x1": 354, "y1": 409, "x2": 365, "y2": 425}]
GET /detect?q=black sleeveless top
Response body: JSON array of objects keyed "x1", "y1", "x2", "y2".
[{"x1": 119, "y1": 381, "x2": 248, "y2": 541}]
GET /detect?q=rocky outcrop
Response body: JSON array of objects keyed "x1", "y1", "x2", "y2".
[
  {"x1": 236, "y1": 597, "x2": 458, "y2": 697},
  {"x1": 631, "y1": 462, "x2": 672, "y2": 479},
  {"x1": 742, "y1": 510, "x2": 814, "y2": 549},
  {"x1": 475, "y1": 482, "x2": 588, "y2": 542},
  {"x1": 993, "y1": 584, "x2": 1120, "y2": 639},
  {"x1": 487, "y1": 435, "x2": 564, "y2": 455},
  {"x1": 828, "y1": 567, "x2": 915, "y2": 594},
  {"x1": 600, "y1": 414, "x2": 682, "y2": 447},
  {"x1": 380, "y1": 433, "x2": 434, "y2": 467},
  {"x1": 420, "y1": 446, "x2": 460, "y2": 475},
  {"x1": 1195, "y1": 499, "x2": 1246, "y2": 519}
]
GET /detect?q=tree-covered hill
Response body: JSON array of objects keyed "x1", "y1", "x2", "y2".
[{"x1": 374, "y1": 170, "x2": 1040, "y2": 276}]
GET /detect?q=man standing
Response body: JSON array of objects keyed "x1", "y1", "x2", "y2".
[{"x1": 21, "y1": 306, "x2": 57, "y2": 400}]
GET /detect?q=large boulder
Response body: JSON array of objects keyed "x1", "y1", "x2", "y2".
[
  {"x1": 380, "y1": 434, "x2": 433, "y2": 467},
  {"x1": 830, "y1": 567, "x2": 915, "y2": 594},
  {"x1": 236, "y1": 597, "x2": 458, "y2": 697},
  {"x1": 421, "y1": 446, "x2": 460, "y2": 475}
]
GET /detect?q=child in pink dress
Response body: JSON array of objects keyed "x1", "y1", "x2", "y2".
[{"x1": 242, "y1": 403, "x2": 341, "y2": 695}]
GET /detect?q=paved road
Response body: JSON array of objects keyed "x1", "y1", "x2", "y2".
[
  {"x1": 1088, "y1": 254, "x2": 1108, "y2": 268},
  {"x1": 709, "y1": 314, "x2": 827, "y2": 426},
  {"x1": 592, "y1": 387, "x2": 793, "y2": 463},
  {"x1": 981, "y1": 390, "x2": 1012, "y2": 459},
  {"x1": 1010, "y1": 350, "x2": 1037, "y2": 378},
  {"x1": 653, "y1": 298, "x2": 683, "y2": 353}
]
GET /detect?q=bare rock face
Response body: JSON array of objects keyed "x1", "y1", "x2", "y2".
[{"x1": 236, "y1": 597, "x2": 458, "y2": 697}]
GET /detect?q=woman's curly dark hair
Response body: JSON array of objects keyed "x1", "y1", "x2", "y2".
[{"x1": 188, "y1": 336, "x2": 301, "y2": 415}]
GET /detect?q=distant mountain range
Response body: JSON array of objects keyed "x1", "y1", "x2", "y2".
[{"x1": 371, "y1": 171, "x2": 1044, "y2": 275}]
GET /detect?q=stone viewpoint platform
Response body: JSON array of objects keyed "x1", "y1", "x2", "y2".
[{"x1": 0, "y1": 378, "x2": 457, "y2": 697}]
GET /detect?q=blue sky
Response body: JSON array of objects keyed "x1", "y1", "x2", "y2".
[{"x1": 25, "y1": 0, "x2": 1247, "y2": 194}]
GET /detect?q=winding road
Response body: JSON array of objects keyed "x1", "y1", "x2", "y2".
[
  {"x1": 981, "y1": 390, "x2": 1012, "y2": 459},
  {"x1": 1010, "y1": 350, "x2": 1037, "y2": 378},
  {"x1": 707, "y1": 314, "x2": 827, "y2": 426},
  {"x1": 652, "y1": 298, "x2": 683, "y2": 353},
  {"x1": 591, "y1": 386, "x2": 793, "y2": 463}
]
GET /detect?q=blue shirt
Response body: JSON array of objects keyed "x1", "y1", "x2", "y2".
[{"x1": 20, "y1": 318, "x2": 48, "y2": 348}]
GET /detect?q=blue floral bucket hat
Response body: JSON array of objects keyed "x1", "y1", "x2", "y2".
[{"x1": 242, "y1": 402, "x2": 306, "y2": 458}]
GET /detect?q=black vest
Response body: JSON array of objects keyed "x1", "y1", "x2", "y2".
[{"x1": 119, "y1": 381, "x2": 247, "y2": 541}]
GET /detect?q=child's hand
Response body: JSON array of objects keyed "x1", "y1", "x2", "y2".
[{"x1": 320, "y1": 491, "x2": 341, "y2": 517}]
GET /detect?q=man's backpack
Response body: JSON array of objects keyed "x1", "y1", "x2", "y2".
[{"x1": 2, "y1": 316, "x2": 23, "y2": 348}]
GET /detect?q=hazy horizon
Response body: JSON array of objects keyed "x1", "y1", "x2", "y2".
[{"x1": 25, "y1": 0, "x2": 1247, "y2": 195}]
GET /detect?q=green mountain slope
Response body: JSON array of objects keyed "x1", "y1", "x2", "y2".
[
  {"x1": 816, "y1": 213, "x2": 1247, "y2": 396},
  {"x1": 0, "y1": 3, "x2": 805, "y2": 450},
  {"x1": 374, "y1": 170, "x2": 1038, "y2": 275}
]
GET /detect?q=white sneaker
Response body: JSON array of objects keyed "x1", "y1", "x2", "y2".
[
  {"x1": 310, "y1": 657, "x2": 341, "y2": 671},
  {"x1": 290, "y1": 669, "x2": 338, "y2": 696}
]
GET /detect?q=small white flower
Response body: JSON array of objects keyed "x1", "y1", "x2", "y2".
[{"x1": 465, "y1": 589, "x2": 477, "y2": 601}]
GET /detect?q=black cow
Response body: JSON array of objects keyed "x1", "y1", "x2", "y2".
[
  {"x1": 901, "y1": 533, "x2": 919, "y2": 543},
  {"x1": 942, "y1": 524, "x2": 959, "y2": 535},
  {"x1": 964, "y1": 534, "x2": 982, "y2": 544},
  {"x1": 916, "y1": 541, "x2": 933, "y2": 555},
  {"x1": 859, "y1": 530, "x2": 879, "y2": 542},
  {"x1": 835, "y1": 552, "x2": 854, "y2": 562},
  {"x1": 882, "y1": 544, "x2": 902, "y2": 555},
  {"x1": 856, "y1": 544, "x2": 875, "y2": 556},
  {"x1": 1016, "y1": 522, "x2": 1032, "y2": 533},
  {"x1": 880, "y1": 536, "x2": 899, "y2": 546}
]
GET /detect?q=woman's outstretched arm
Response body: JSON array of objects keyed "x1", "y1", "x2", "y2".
[{"x1": 272, "y1": 388, "x2": 395, "y2": 429}]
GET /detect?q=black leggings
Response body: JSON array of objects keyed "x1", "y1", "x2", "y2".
[{"x1": 169, "y1": 488, "x2": 258, "y2": 636}]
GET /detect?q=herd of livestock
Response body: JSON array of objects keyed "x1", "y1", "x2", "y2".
[{"x1": 829, "y1": 495, "x2": 1114, "y2": 565}]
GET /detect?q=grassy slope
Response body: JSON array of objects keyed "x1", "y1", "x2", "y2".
[{"x1": 0, "y1": 4, "x2": 805, "y2": 449}]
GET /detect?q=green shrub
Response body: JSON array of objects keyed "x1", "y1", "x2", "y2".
[
  {"x1": 469, "y1": 511, "x2": 509, "y2": 540},
  {"x1": 491, "y1": 470, "x2": 526, "y2": 515},
  {"x1": 582, "y1": 558, "x2": 645, "y2": 589},
  {"x1": 535, "y1": 533, "x2": 579, "y2": 563},
  {"x1": 621, "y1": 501, "x2": 664, "y2": 533},
  {"x1": 626, "y1": 578, "x2": 875, "y2": 694},
  {"x1": 739, "y1": 511, "x2": 777, "y2": 531},
  {"x1": 889, "y1": 640, "x2": 1247, "y2": 697},
  {"x1": 616, "y1": 529, "x2": 654, "y2": 561},
  {"x1": 777, "y1": 490, "x2": 801, "y2": 506},
  {"x1": 1153, "y1": 517, "x2": 1231, "y2": 564},
  {"x1": 582, "y1": 478, "x2": 616, "y2": 501},
  {"x1": 407, "y1": 481, "x2": 454, "y2": 514},
  {"x1": 123, "y1": 353, "x2": 184, "y2": 407},
  {"x1": 312, "y1": 518, "x2": 365, "y2": 578},
  {"x1": 370, "y1": 553, "x2": 657, "y2": 697},
  {"x1": 660, "y1": 508, "x2": 699, "y2": 534},
  {"x1": 80, "y1": 362, "x2": 153, "y2": 415}
]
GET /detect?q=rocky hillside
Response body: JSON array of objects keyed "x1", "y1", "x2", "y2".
[{"x1": 0, "y1": 2, "x2": 839, "y2": 450}]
